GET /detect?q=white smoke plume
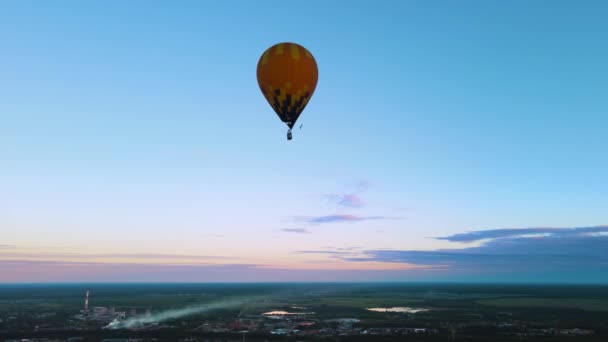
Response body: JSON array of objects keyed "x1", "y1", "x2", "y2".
[{"x1": 104, "y1": 296, "x2": 260, "y2": 330}]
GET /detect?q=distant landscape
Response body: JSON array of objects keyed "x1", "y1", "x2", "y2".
[
  {"x1": 3, "y1": 1, "x2": 608, "y2": 341},
  {"x1": 1, "y1": 283, "x2": 607, "y2": 341}
]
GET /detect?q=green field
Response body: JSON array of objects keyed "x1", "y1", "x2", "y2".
[{"x1": 478, "y1": 297, "x2": 608, "y2": 312}]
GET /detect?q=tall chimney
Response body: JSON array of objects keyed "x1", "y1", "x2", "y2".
[{"x1": 84, "y1": 289, "x2": 90, "y2": 316}]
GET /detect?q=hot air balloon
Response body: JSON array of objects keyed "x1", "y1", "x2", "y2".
[{"x1": 257, "y1": 42, "x2": 318, "y2": 140}]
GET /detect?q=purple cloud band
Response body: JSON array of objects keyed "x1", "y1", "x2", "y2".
[{"x1": 296, "y1": 214, "x2": 396, "y2": 224}]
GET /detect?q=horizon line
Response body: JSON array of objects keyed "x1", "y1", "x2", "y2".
[{"x1": 2, "y1": 281, "x2": 608, "y2": 286}]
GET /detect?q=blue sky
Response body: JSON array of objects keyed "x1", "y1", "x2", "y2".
[{"x1": 1, "y1": 0, "x2": 607, "y2": 282}]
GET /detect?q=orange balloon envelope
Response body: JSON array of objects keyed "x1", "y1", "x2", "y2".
[{"x1": 257, "y1": 42, "x2": 318, "y2": 137}]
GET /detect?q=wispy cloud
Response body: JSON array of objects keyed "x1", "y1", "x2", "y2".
[
  {"x1": 294, "y1": 248, "x2": 365, "y2": 260},
  {"x1": 325, "y1": 194, "x2": 365, "y2": 208},
  {"x1": 281, "y1": 228, "x2": 311, "y2": 234},
  {"x1": 324, "y1": 179, "x2": 371, "y2": 209},
  {"x1": 0, "y1": 245, "x2": 15, "y2": 249},
  {"x1": 295, "y1": 250, "x2": 354, "y2": 255},
  {"x1": 104, "y1": 253, "x2": 234, "y2": 260},
  {"x1": 322, "y1": 246, "x2": 361, "y2": 251},
  {"x1": 437, "y1": 226, "x2": 608, "y2": 242},
  {"x1": 296, "y1": 214, "x2": 396, "y2": 224},
  {"x1": 299, "y1": 180, "x2": 403, "y2": 226}
]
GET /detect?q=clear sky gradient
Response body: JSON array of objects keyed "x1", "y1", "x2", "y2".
[{"x1": 1, "y1": 0, "x2": 607, "y2": 283}]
